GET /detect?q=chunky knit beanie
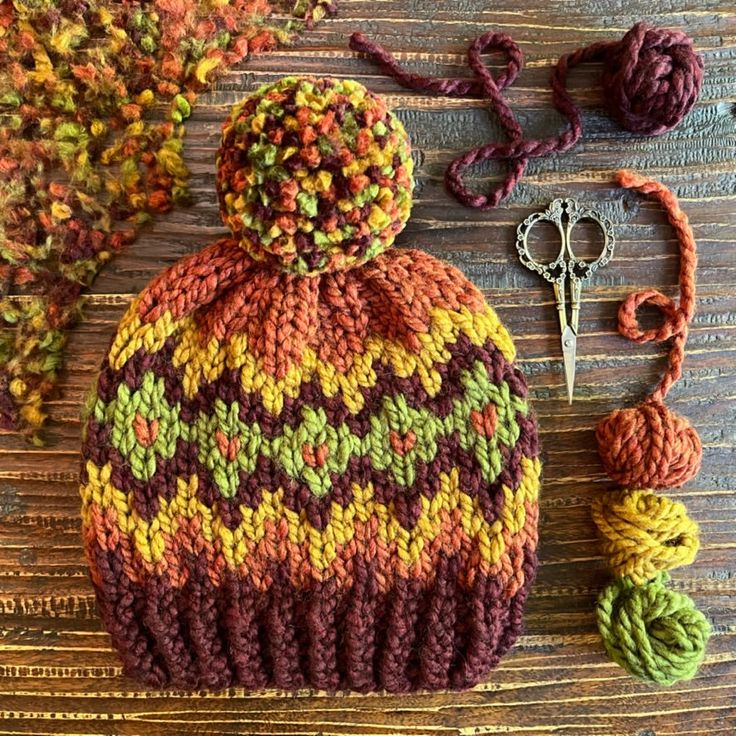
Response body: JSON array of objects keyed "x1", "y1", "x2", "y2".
[{"x1": 79, "y1": 77, "x2": 541, "y2": 692}]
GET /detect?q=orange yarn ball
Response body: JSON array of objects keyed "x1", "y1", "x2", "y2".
[{"x1": 596, "y1": 399, "x2": 702, "y2": 490}]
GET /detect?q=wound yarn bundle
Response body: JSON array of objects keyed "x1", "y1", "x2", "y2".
[
  {"x1": 79, "y1": 77, "x2": 541, "y2": 692},
  {"x1": 349, "y1": 23, "x2": 703, "y2": 210},
  {"x1": 593, "y1": 171, "x2": 710, "y2": 686}
]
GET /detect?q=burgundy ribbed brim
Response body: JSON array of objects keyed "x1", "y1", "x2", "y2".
[{"x1": 89, "y1": 544, "x2": 536, "y2": 692}]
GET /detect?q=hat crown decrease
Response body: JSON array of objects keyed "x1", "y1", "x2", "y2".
[{"x1": 216, "y1": 77, "x2": 415, "y2": 276}]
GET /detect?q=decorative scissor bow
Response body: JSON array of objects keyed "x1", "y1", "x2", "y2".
[{"x1": 516, "y1": 199, "x2": 615, "y2": 403}]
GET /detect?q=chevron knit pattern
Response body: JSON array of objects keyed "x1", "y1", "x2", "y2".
[{"x1": 79, "y1": 77, "x2": 541, "y2": 693}]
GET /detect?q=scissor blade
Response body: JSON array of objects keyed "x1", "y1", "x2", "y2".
[{"x1": 560, "y1": 325, "x2": 577, "y2": 404}]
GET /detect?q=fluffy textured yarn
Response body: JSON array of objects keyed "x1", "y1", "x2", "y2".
[
  {"x1": 350, "y1": 23, "x2": 702, "y2": 209},
  {"x1": 217, "y1": 77, "x2": 413, "y2": 274},
  {"x1": 591, "y1": 489, "x2": 699, "y2": 585},
  {"x1": 79, "y1": 77, "x2": 541, "y2": 692},
  {"x1": 0, "y1": 0, "x2": 336, "y2": 441},
  {"x1": 597, "y1": 574, "x2": 710, "y2": 686}
]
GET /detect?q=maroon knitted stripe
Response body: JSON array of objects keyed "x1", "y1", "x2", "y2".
[
  {"x1": 92, "y1": 329, "x2": 520, "y2": 432},
  {"x1": 222, "y1": 570, "x2": 270, "y2": 689},
  {"x1": 87, "y1": 541, "x2": 168, "y2": 688},
  {"x1": 141, "y1": 573, "x2": 198, "y2": 688},
  {"x1": 86, "y1": 547, "x2": 533, "y2": 691},
  {"x1": 307, "y1": 577, "x2": 342, "y2": 690},
  {"x1": 183, "y1": 552, "x2": 232, "y2": 689},
  {"x1": 265, "y1": 572, "x2": 307, "y2": 689},
  {"x1": 342, "y1": 557, "x2": 384, "y2": 691},
  {"x1": 376, "y1": 575, "x2": 424, "y2": 692},
  {"x1": 417, "y1": 554, "x2": 460, "y2": 689}
]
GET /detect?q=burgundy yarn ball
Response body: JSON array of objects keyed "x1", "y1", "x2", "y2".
[
  {"x1": 602, "y1": 23, "x2": 704, "y2": 136},
  {"x1": 596, "y1": 399, "x2": 702, "y2": 490}
]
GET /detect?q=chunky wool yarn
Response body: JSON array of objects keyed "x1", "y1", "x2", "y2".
[
  {"x1": 596, "y1": 399, "x2": 702, "y2": 490},
  {"x1": 597, "y1": 171, "x2": 701, "y2": 490},
  {"x1": 350, "y1": 23, "x2": 703, "y2": 209},
  {"x1": 0, "y1": 0, "x2": 336, "y2": 442},
  {"x1": 79, "y1": 77, "x2": 541, "y2": 692},
  {"x1": 591, "y1": 489, "x2": 699, "y2": 586},
  {"x1": 597, "y1": 574, "x2": 710, "y2": 686},
  {"x1": 592, "y1": 171, "x2": 709, "y2": 685}
]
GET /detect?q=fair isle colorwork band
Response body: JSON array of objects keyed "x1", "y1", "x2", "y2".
[{"x1": 80, "y1": 77, "x2": 541, "y2": 692}]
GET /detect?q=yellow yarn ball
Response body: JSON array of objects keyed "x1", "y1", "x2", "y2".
[{"x1": 591, "y1": 489, "x2": 699, "y2": 585}]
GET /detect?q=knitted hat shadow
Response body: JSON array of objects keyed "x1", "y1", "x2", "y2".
[{"x1": 79, "y1": 77, "x2": 541, "y2": 693}]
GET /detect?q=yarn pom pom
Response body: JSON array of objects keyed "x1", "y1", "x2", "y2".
[
  {"x1": 596, "y1": 574, "x2": 710, "y2": 685},
  {"x1": 596, "y1": 399, "x2": 702, "y2": 490},
  {"x1": 216, "y1": 76, "x2": 414, "y2": 275},
  {"x1": 602, "y1": 23, "x2": 704, "y2": 136},
  {"x1": 592, "y1": 489, "x2": 699, "y2": 585}
]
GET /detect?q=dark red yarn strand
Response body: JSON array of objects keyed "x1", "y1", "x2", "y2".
[{"x1": 350, "y1": 23, "x2": 703, "y2": 209}]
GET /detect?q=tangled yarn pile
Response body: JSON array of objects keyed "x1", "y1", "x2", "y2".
[
  {"x1": 350, "y1": 23, "x2": 703, "y2": 209},
  {"x1": 592, "y1": 171, "x2": 710, "y2": 685},
  {"x1": 0, "y1": 0, "x2": 336, "y2": 442},
  {"x1": 79, "y1": 77, "x2": 541, "y2": 692}
]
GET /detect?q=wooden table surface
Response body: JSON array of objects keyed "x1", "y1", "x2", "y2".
[{"x1": 2, "y1": 2, "x2": 735, "y2": 734}]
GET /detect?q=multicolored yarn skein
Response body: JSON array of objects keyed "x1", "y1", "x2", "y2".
[
  {"x1": 79, "y1": 77, "x2": 542, "y2": 692},
  {"x1": 0, "y1": 0, "x2": 336, "y2": 442},
  {"x1": 350, "y1": 23, "x2": 703, "y2": 210},
  {"x1": 593, "y1": 171, "x2": 710, "y2": 686}
]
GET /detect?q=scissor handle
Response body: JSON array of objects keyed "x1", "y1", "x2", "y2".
[
  {"x1": 563, "y1": 200, "x2": 616, "y2": 283},
  {"x1": 515, "y1": 198, "x2": 615, "y2": 284},
  {"x1": 515, "y1": 198, "x2": 569, "y2": 284}
]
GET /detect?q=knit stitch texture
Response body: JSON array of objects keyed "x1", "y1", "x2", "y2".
[{"x1": 79, "y1": 77, "x2": 541, "y2": 692}]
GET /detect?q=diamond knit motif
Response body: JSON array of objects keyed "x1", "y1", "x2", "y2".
[{"x1": 79, "y1": 77, "x2": 541, "y2": 693}]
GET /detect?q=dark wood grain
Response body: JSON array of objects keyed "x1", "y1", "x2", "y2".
[{"x1": 1, "y1": 1, "x2": 736, "y2": 734}]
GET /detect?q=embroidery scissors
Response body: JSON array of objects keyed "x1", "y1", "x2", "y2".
[{"x1": 516, "y1": 199, "x2": 615, "y2": 404}]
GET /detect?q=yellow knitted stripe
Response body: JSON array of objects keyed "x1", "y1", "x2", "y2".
[
  {"x1": 108, "y1": 302, "x2": 514, "y2": 397},
  {"x1": 81, "y1": 457, "x2": 540, "y2": 575},
  {"x1": 172, "y1": 304, "x2": 514, "y2": 407}
]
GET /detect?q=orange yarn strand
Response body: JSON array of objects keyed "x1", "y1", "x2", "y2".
[
  {"x1": 596, "y1": 172, "x2": 702, "y2": 491},
  {"x1": 614, "y1": 170, "x2": 697, "y2": 403}
]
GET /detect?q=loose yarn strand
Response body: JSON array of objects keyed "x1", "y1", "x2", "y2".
[
  {"x1": 597, "y1": 171, "x2": 702, "y2": 491},
  {"x1": 614, "y1": 170, "x2": 697, "y2": 403},
  {"x1": 592, "y1": 172, "x2": 709, "y2": 686},
  {"x1": 350, "y1": 24, "x2": 703, "y2": 209},
  {"x1": 350, "y1": 30, "x2": 580, "y2": 209}
]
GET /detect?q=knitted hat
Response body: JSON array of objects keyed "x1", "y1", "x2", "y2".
[{"x1": 79, "y1": 77, "x2": 541, "y2": 692}]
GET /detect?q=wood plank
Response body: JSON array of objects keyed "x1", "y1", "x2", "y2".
[{"x1": 1, "y1": 1, "x2": 735, "y2": 734}]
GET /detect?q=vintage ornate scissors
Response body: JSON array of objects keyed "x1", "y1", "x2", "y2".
[{"x1": 516, "y1": 199, "x2": 615, "y2": 403}]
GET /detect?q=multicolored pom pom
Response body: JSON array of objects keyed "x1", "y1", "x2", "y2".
[{"x1": 216, "y1": 77, "x2": 414, "y2": 274}]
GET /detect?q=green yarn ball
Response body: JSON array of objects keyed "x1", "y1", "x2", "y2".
[
  {"x1": 596, "y1": 573, "x2": 710, "y2": 686},
  {"x1": 216, "y1": 76, "x2": 414, "y2": 275}
]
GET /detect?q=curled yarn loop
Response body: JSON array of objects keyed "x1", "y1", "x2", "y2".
[
  {"x1": 349, "y1": 23, "x2": 702, "y2": 209},
  {"x1": 596, "y1": 574, "x2": 710, "y2": 686},
  {"x1": 596, "y1": 171, "x2": 702, "y2": 490},
  {"x1": 591, "y1": 489, "x2": 699, "y2": 585}
]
